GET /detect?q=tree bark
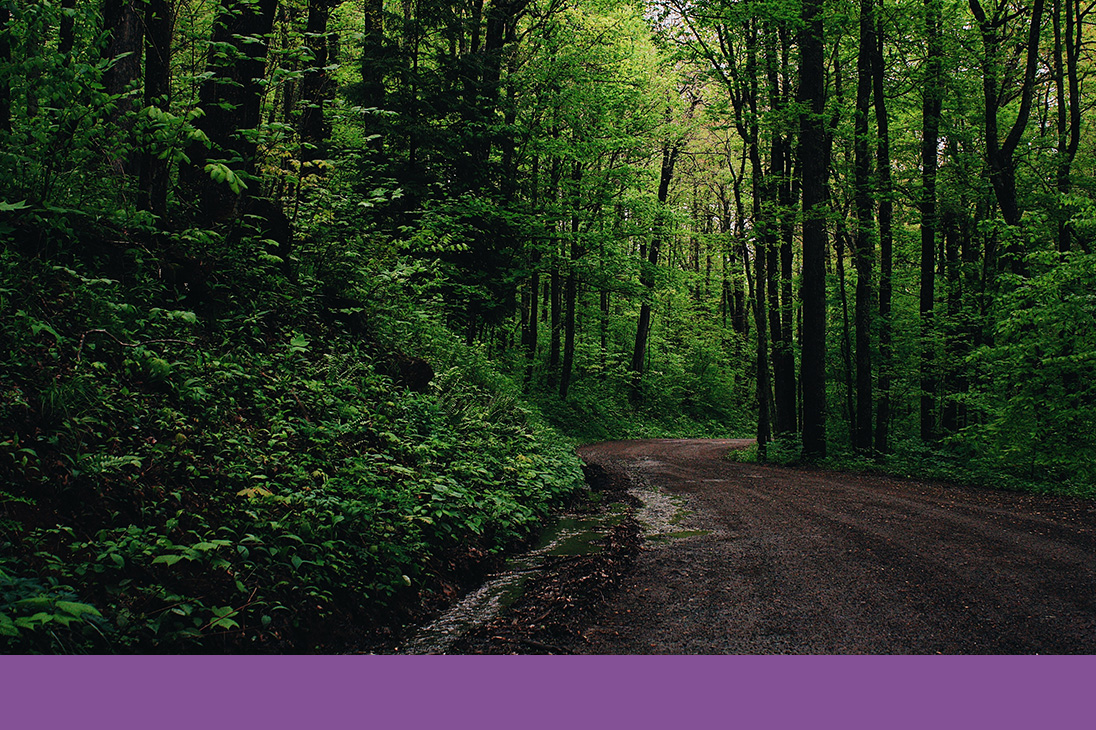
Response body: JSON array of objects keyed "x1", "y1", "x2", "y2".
[
  {"x1": 1053, "y1": 0, "x2": 1082, "y2": 253},
  {"x1": 138, "y1": 0, "x2": 171, "y2": 219},
  {"x1": 872, "y1": 0, "x2": 895, "y2": 455},
  {"x1": 969, "y1": 0, "x2": 1045, "y2": 261},
  {"x1": 631, "y1": 140, "x2": 681, "y2": 402},
  {"x1": 300, "y1": 0, "x2": 335, "y2": 155},
  {"x1": 799, "y1": 0, "x2": 828, "y2": 459},
  {"x1": 101, "y1": 0, "x2": 144, "y2": 172},
  {"x1": 853, "y1": 0, "x2": 875, "y2": 452},
  {"x1": 183, "y1": 0, "x2": 278, "y2": 221},
  {"x1": 920, "y1": 0, "x2": 943, "y2": 443},
  {"x1": 361, "y1": 0, "x2": 386, "y2": 109},
  {"x1": 559, "y1": 162, "x2": 583, "y2": 399}
]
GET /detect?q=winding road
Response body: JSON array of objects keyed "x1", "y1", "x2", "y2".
[{"x1": 548, "y1": 439, "x2": 1096, "y2": 654}]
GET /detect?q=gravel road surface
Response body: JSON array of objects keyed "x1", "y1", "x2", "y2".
[{"x1": 456, "y1": 439, "x2": 1096, "y2": 654}]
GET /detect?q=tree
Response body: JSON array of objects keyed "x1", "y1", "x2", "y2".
[
  {"x1": 183, "y1": 0, "x2": 278, "y2": 221},
  {"x1": 920, "y1": 0, "x2": 944, "y2": 442},
  {"x1": 968, "y1": 0, "x2": 1045, "y2": 236},
  {"x1": 138, "y1": 0, "x2": 171, "y2": 219},
  {"x1": 872, "y1": 0, "x2": 895, "y2": 454},
  {"x1": 799, "y1": 0, "x2": 828, "y2": 459},
  {"x1": 853, "y1": 0, "x2": 877, "y2": 452}
]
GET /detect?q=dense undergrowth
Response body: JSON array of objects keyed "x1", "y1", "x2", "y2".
[{"x1": 0, "y1": 211, "x2": 587, "y2": 653}]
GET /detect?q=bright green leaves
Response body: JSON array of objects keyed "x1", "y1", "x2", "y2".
[
  {"x1": 204, "y1": 162, "x2": 249, "y2": 195},
  {"x1": 965, "y1": 251, "x2": 1096, "y2": 491}
]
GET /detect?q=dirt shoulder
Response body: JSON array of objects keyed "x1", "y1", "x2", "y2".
[{"x1": 454, "y1": 439, "x2": 1096, "y2": 654}]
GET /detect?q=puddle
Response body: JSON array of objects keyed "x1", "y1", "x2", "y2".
[
  {"x1": 398, "y1": 472, "x2": 708, "y2": 654},
  {"x1": 398, "y1": 506, "x2": 625, "y2": 654}
]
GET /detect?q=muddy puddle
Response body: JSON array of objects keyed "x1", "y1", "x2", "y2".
[
  {"x1": 397, "y1": 506, "x2": 626, "y2": 654},
  {"x1": 397, "y1": 475, "x2": 709, "y2": 654}
]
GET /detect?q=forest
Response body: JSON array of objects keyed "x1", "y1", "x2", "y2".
[{"x1": 1, "y1": 0, "x2": 1094, "y2": 652}]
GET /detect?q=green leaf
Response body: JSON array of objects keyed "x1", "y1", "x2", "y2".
[{"x1": 55, "y1": 601, "x2": 101, "y2": 619}]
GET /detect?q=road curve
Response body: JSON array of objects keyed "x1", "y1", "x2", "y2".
[{"x1": 569, "y1": 439, "x2": 1096, "y2": 654}]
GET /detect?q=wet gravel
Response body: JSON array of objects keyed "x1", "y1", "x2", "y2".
[{"x1": 454, "y1": 439, "x2": 1096, "y2": 654}]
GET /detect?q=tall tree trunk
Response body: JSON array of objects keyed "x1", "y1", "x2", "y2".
[
  {"x1": 835, "y1": 222, "x2": 856, "y2": 442},
  {"x1": 763, "y1": 21, "x2": 797, "y2": 438},
  {"x1": 873, "y1": 1, "x2": 895, "y2": 455},
  {"x1": 559, "y1": 162, "x2": 583, "y2": 399},
  {"x1": 631, "y1": 141, "x2": 681, "y2": 402},
  {"x1": 920, "y1": 0, "x2": 943, "y2": 443},
  {"x1": 523, "y1": 155, "x2": 541, "y2": 385},
  {"x1": 853, "y1": 0, "x2": 875, "y2": 452},
  {"x1": 752, "y1": 205, "x2": 772, "y2": 458},
  {"x1": 799, "y1": 0, "x2": 828, "y2": 459},
  {"x1": 361, "y1": 0, "x2": 385, "y2": 109},
  {"x1": 138, "y1": 0, "x2": 172, "y2": 219},
  {"x1": 300, "y1": 0, "x2": 335, "y2": 155},
  {"x1": 546, "y1": 157, "x2": 562, "y2": 388},
  {"x1": 600, "y1": 288, "x2": 610, "y2": 373},
  {"x1": 969, "y1": 0, "x2": 1045, "y2": 264},
  {"x1": 1053, "y1": 0, "x2": 1082, "y2": 253},
  {"x1": 548, "y1": 255, "x2": 562, "y2": 388},
  {"x1": 183, "y1": 0, "x2": 278, "y2": 222},
  {"x1": 941, "y1": 209, "x2": 962, "y2": 435},
  {"x1": 101, "y1": 0, "x2": 144, "y2": 175}
]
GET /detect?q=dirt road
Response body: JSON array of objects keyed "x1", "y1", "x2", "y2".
[{"x1": 454, "y1": 439, "x2": 1096, "y2": 654}]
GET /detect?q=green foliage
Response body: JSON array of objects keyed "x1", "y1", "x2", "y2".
[
  {"x1": 0, "y1": 224, "x2": 585, "y2": 651},
  {"x1": 962, "y1": 252, "x2": 1096, "y2": 493}
]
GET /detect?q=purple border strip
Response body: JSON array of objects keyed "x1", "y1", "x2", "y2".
[{"x1": 2, "y1": 656, "x2": 1092, "y2": 730}]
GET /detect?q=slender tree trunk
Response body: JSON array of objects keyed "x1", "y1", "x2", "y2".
[
  {"x1": 560, "y1": 162, "x2": 583, "y2": 400},
  {"x1": 101, "y1": 0, "x2": 144, "y2": 174},
  {"x1": 753, "y1": 217, "x2": 772, "y2": 459},
  {"x1": 600, "y1": 289, "x2": 610, "y2": 373},
  {"x1": 941, "y1": 209, "x2": 962, "y2": 434},
  {"x1": 762, "y1": 21, "x2": 796, "y2": 438},
  {"x1": 300, "y1": 0, "x2": 335, "y2": 155},
  {"x1": 547, "y1": 157, "x2": 562, "y2": 388},
  {"x1": 1053, "y1": 0, "x2": 1082, "y2": 253},
  {"x1": 548, "y1": 255, "x2": 562, "y2": 388},
  {"x1": 183, "y1": 0, "x2": 278, "y2": 221},
  {"x1": 835, "y1": 223, "x2": 856, "y2": 441},
  {"x1": 799, "y1": 0, "x2": 828, "y2": 459},
  {"x1": 138, "y1": 0, "x2": 171, "y2": 219},
  {"x1": 559, "y1": 262, "x2": 577, "y2": 399},
  {"x1": 969, "y1": 0, "x2": 1045, "y2": 266},
  {"x1": 361, "y1": 0, "x2": 385, "y2": 109},
  {"x1": 631, "y1": 141, "x2": 680, "y2": 402},
  {"x1": 853, "y1": 0, "x2": 876, "y2": 452},
  {"x1": 732, "y1": 149, "x2": 754, "y2": 350},
  {"x1": 766, "y1": 214, "x2": 784, "y2": 431},
  {"x1": 873, "y1": 1, "x2": 895, "y2": 455},
  {"x1": 920, "y1": 0, "x2": 943, "y2": 443},
  {"x1": 524, "y1": 155, "x2": 541, "y2": 385}
]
